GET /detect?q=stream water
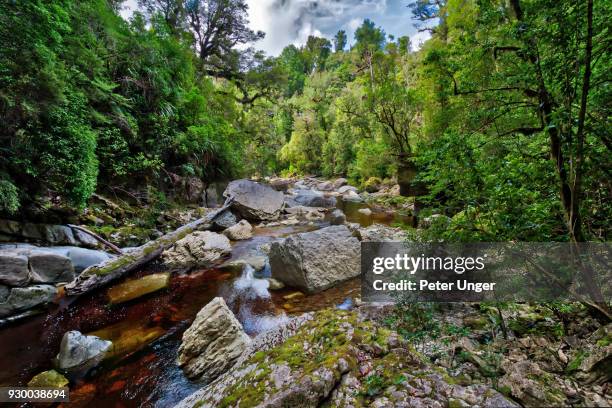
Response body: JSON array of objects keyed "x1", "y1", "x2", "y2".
[{"x1": 0, "y1": 198, "x2": 408, "y2": 407}]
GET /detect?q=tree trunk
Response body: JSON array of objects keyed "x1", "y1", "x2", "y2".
[{"x1": 64, "y1": 200, "x2": 233, "y2": 296}]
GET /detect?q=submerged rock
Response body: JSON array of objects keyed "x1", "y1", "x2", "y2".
[
  {"x1": 223, "y1": 220, "x2": 253, "y2": 241},
  {"x1": 224, "y1": 179, "x2": 285, "y2": 221},
  {"x1": 0, "y1": 284, "x2": 57, "y2": 318},
  {"x1": 329, "y1": 209, "x2": 346, "y2": 225},
  {"x1": 162, "y1": 231, "x2": 231, "y2": 270},
  {"x1": 178, "y1": 297, "x2": 251, "y2": 382},
  {"x1": 270, "y1": 225, "x2": 360, "y2": 293},
  {"x1": 28, "y1": 370, "x2": 69, "y2": 388},
  {"x1": 55, "y1": 331, "x2": 112, "y2": 376},
  {"x1": 106, "y1": 273, "x2": 170, "y2": 304}
]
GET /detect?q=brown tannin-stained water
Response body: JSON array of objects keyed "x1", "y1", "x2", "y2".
[{"x1": 0, "y1": 202, "x2": 402, "y2": 408}]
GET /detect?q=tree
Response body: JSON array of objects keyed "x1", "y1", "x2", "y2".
[
  {"x1": 354, "y1": 19, "x2": 386, "y2": 52},
  {"x1": 303, "y1": 36, "x2": 332, "y2": 73},
  {"x1": 185, "y1": 0, "x2": 264, "y2": 68},
  {"x1": 333, "y1": 30, "x2": 347, "y2": 52}
]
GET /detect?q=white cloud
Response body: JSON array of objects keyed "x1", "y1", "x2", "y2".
[{"x1": 410, "y1": 30, "x2": 432, "y2": 51}]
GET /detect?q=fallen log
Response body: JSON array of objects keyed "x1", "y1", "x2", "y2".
[
  {"x1": 67, "y1": 224, "x2": 124, "y2": 255},
  {"x1": 64, "y1": 200, "x2": 233, "y2": 296}
]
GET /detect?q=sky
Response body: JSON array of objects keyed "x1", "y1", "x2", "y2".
[{"x1": 120, "y1": 0, "x2": 430, "y2": 56}]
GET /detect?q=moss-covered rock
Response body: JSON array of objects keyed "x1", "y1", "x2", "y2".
[{"x1": 176, "y1": 309, "x2": 517, "y2": 408}]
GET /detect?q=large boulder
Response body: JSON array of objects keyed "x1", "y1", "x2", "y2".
[
  {"x1": 333, "y1": 178, "x2": 348, "y2": 189},
  {"x1": 55, "y1": 331, "x2": 112, "y2": 376},
  {"x1": 0, "y1": 284, "x2": 57, "y2": 318},
  {"x1": 28, "y1": 251, "x2": 75, "y2": 283},
  {"x1": 223, "y1": 220, "x2": 253, "y2": 241},
  {"x1": 224, "y1": 179, "x2": 284, "y2": 221},
  {"x1": 162, "y1": 231, "x2": 231, "y2": 270},
  {"x1": 178, "y1": 297, "x2": 251, "y2": 382},
  {"x1": 0, "y1": 252, "x2": 29, "y2": 286},
  {"x1": 270, "y1": 225, "x2": 360, "y2": 293}
]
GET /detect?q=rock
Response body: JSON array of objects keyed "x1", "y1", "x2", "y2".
[
  {"x1": 60, "y1": 247, "x2": 113, "y2": 274},
  {"x1": 338, "y1": 185, "x2": 358, "y2": 194},
  {"x1": 219, "y1": 255, "x2": 268, "y2": 275},
  {"x1": 342, "y1": 190, "x2": 363, "y2": 202},
  {"x1": 363, "y1": 177, "x2": 382, "y2": 193},
  {"x1": 498, "y1": 359, "x2": 565, "y2": 407},
  {"x1": 356, "y1": 224, "x2": 408, "y2": 242},
  {"x1": 43, "y1": 225, "x2": 77, "y2": 246},
  {"x1": 357, "y1": 207, "x2": 372, "y2": 216},
  {"x1": 290, "y1": 189, "x2": 336, "y2": 208},
  {"x1": 0, "y1": 285, "x2": 8, "y2": 302},
  {"x1": 266, "y1": 278, "x2": 285, "y2": 290},
  {"x1": 175, "y1": 310, "x2": 517, "y2": 408},
  {"x1": 270, "y1": 225, "x2": 360, "y2": 293},
  {"x1": 177, "y1": 297, "x2": 251, "y2": 382},
  {"x1": 0, "y1": 252, "x2": 29, "y2": 286},
  {"x1": 55, "y1": 331, "x2": 112, "y2": 375},
  {"x1": 28, "y1": 251, "x2": 75, "y2": 283},
  {"x1": 223, "y1": 220, "x2": 253, "y2": 241},
  {"x1": 28, "y1": 370, "x2": 69, "y2": 388},
  {"x1": 284, "y1": 205, "x2": 326, "y2": 218},
  {"x1": 71, "y1": 228, "x2": 100, "y2": 248},
  {"x1": 162, "y1": 231, "x2": 231, "y2": 270},
  {"x1": 269, "y1": 178, "x2": 294, "y2": 192},
  {"x1": 0, "y1": 284, "x2": 57, "y2": 318},
  {"x1": 329, "y1": 209, "x2": 346, "y2": 225},
  {"x1": 224, "y1": 179, "x2": 285, "y2": 221},
  {"x1": 211, "y1": 209, "x2": 238, "y2": 230},
  {"x1": 107, "y1": 273, "x2": 170, "y2": 304},
  {"x1": 317, "y1": 181, "x2": 334, "y2": 191},
  {"x1": 333, "y1": 178, "x2": 348, "y2": 189}
]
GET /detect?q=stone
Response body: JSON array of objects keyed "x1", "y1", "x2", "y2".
[
  {"x1": 178, "y1": 297, "x2": 251, "y2": 382},
  {"x1": 28, "y1": 251, "x2": 75, "y2": 283},
  {"x1": 266, "y1": 278, "x2": 285, "y2": 290},
  {"x1": 269, "y1": 178, "x2": 294, "y2": 192},
  {"x1": 212, "y1": 209, "x2": 238, "y2": 230},
  {"x1": 55, "y1": 331, "x2": 112, "y2": 375},
  {"x1": 0, "y1": 219, "x2": 21, "y2": 235},
  {"x1": 224, "y1": 179, "x2": 285, "y2": 221},
  {"x1": 338, "y1": 185, "x2": 358, "y2": 194},
  {"x1": 270, "y1": 225, "x2": 360, "y2": 293},
  {"x1": 0, "y1": 284, "x2": 57, "y2": 318},
  {"x1": 329, "y1": 209, "x2": 346, "y2": 225},
  {"x1": 317, "y1": 181, "x2": 334, "y2": 191},
  {"x1": 0, "y1": 252, "x2": 29, "y2": 286},
  {"x1": 342, "y1": 190, "x2": 363, "y2": 202},
  {"x1": 356, "y1": 224, "x2": 408, "y2": 242},
  {"x1": 43, "y1": 225, "x2": 77, "y2": 246},
  {"x1": 223, "y1": 220, "x2": 253, "y2": 241},
  {"x1": 72, "y1": 228, "x2": 100, "y2": 248},
  {"x1": 289, "y1": 189, "x2": 337, "y2": 208},
  {"x1": 162, "y1": 231, "x2": 231, "y2": 270},
  {"x1": 175, "y1": 310, "x2": 517, "y2": 408},
  {"x1": 106, "y1": 273, "x2": 170, "y2": 304},
  {"x1": 28, "y1": 370, "x2": 69, "y2": 388},
  {"x1": 220, "y1": 255, "x2": 267, "y2": 274},
  {"x1": 333, "y1": 178, "x2": 348, "y2": 189},
  {"x1": 357, "y1": 207, "x2": 372, "y2": 216}
]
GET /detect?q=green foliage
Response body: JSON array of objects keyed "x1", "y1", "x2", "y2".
[{"x1": 0, "y1": 178, "x2": 19, "y2": 214}]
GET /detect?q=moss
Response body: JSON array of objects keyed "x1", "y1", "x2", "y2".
[{"x1": 566, "y1": 350, "x2": 589, "y2": 374}]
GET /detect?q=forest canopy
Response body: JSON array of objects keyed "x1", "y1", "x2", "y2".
[{"x1": 0, "y1": 0, "x2": 609, "y2": 243}]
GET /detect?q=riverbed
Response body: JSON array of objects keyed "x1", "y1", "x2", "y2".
[{"x1": 0, "y1": 198, "x2": 410, "y2": 407}]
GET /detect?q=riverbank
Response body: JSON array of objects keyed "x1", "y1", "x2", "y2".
[{"x1": 0, "y1": 177, "x2": 609, "y2": 407}]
